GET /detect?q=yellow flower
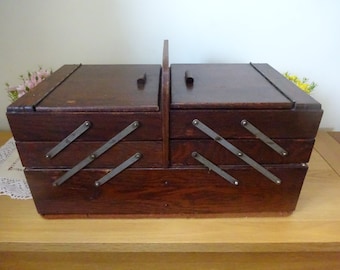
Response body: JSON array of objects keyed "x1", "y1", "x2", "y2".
[{"x1": 283, "y1": 72, "x2": 316, "y2": 95}]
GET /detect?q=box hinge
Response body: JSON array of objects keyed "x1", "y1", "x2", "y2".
[
  {"x1": 192, "y1": 152, "x2": 238, "y2": 186},
  {"x1": 94, "y1": 152, "x2": 142, "y2": 187},
  {"x1": 240, "y1": 119, "x2": 288, "y2": 157},
  {"x1": 45, "y1": 120, "x2": 92, "y2": 159},
  {"x1": 192, "y1": 119, "x2": 282, "y2": 185},
  {"x1": 53, "y1": 121, "x2": 140, "y2": 187}
]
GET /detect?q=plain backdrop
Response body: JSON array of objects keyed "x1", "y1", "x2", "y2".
[{"x1": 0, "y1": 0, "x2": 339, "y2": 130}]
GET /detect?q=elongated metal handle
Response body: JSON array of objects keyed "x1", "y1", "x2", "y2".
[
  {"x1": 46, "y1": 120, "x2": 91, "y2": 159},
  {"x1": 241, "y1": 119, "x2": 288, "y2": 157},
  {"x1": 94, "y1": 152, "x2": 142, "y2": 187},
  {"x1": 192, "y1": 152, "x2": 238, "y2": 186},
  {"x1": 53, "y1": 121, "x2": 140, "y2": 187},
  {"x1": 192, "y1": 119, "x2": 282, "y2": 185}
]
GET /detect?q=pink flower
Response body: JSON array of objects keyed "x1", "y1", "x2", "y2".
[
  {"x1": 24, "y1": 79, "x2": 36, "y2": 89},
  {"x1": 15, "y1": 84, "x2": 28, "y2": 98},
  {"x1": 6, "y1": 67, "x2": 52, "y2": 102},
  {"x1": 37, "y1": 69, "x2": 51, "y2": 79}
]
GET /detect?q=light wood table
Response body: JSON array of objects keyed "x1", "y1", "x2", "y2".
[{"x1": 1, "y1": 130, "x2": 340, "y2": 269}]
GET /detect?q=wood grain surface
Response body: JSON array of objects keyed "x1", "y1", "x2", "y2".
[
  {"x1": 1, "y1": 131, "x2": 340, "y2": 251},
  {"x1": 1, "y1": 131, "x2": 339, "y2": 269}
]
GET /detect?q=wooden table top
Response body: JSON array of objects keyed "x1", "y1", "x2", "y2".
[{"x1": 0, "y1": 130, "x2": 340, "y2": 253}]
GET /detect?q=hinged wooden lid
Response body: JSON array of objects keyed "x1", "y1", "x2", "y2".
[
  {"x1": 8, "y1": 64, "x2": 161, "y2": 112},
  {"x1": 171, "y1": 63, "x2": 321, "y2": 110}
]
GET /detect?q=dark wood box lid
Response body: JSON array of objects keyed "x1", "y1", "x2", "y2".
[
  {"x1": 171, "y1": 63, "x2": 321, "y2": 110},
  {"x1": 8, "y1": 64, "x2": 161, "y2": 112}
]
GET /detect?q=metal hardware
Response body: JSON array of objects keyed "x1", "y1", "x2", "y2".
[
  {"x1": 192, "y1": 119, "x2": 282, "y2": 185},
  {"x1": 45, "y1": 120, "x2": 91, "y2": 159},
  {"x1": 53, "y1": 121, "x2": 140, "y2": 186},
  {"x1": 241, "y1": 119, "x2": 288, "y2": 157},
  {"x1": 192, "y1": 152, "x2": 239, "y2": 186},
  {"x1": 94, "y1": 152, "x2": 142, "y2": 187}
]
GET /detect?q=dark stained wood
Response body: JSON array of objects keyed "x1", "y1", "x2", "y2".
[
  {"x1": 17, "y1": 141, "x2": 163, "y2": 168},
  {"x1": 170, "y1": 110, "x2": 323, "y2": 139},
  {"x1": 171, "y1": 64, "x2": 293, "y2": 109},
  {"x1": 18, "y1": 138, "x2": 315, "y2": 169},
  {"x1": 161, "y1": 40, "x2": 170, "y2": 167},
  {"x1": 170, "y1": 139, "x2": 315, "y2": 166},
  {"x1": 251, "y1": 63, "x2": 322, "y2": 110},
  {"x1": 6, "y1": 43, "x2": 323, "y2": 218},
  {"x1": 7, "y1": 65, "x2": 81, "y2": 112},
  {"x1": 7, "y1": 112, "x2": 162, "y2": 141},
  {"x1": 35, "y1": 65, "x2": 161, "y2": 112},
  {"x1": 25, "y1": 166, "x2": 307, "y2": 216}
]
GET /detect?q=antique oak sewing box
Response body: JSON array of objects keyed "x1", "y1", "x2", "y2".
[{"x1": 7, "y1": 43, "x2": 322, "y2": 217}]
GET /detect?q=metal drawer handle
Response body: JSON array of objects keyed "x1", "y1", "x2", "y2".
[
  {"x1": 241, "y1": 119, "x2": 288, "y2": 157},
  {"x1": 53, "y1": 121, "x2": 140, "y2": 187},
  {"x1": 94, "y1": 152, "x2": 142, "y2": 187},
  {"x1": 192, "y1": 152, "x2": 238, "y2": 186},
  {"x1": 192, "y1": 119, "x2": 282, "y2": 185},
  {"x1": 45, "y1": 120, "x2": 91, "y2": 159}
]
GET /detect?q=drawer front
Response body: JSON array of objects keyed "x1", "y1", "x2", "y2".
[
  {"x1": 25, "y1": 166, "x2": 307, "y2": 217},
  {"x1": 171, "y1": 139, "x2": 315, "y2": 166},
  {"x1": 7, "y1": 111, "x2": 162, "y2": 141},
  {"x1": 170, "y1": 110, "x2": 323, "y2": 139},
  {"x1": 17, "y1": 141, "x2": 163, "y2": 168}
]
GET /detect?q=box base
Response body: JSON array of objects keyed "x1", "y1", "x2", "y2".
[{"x1": 25, "y1": 166, "x2": 307, "y2": 218}]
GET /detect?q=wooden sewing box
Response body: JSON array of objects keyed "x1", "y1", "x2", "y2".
[{"x1": 7, "y1": 42, "x2": 323, "y2": 217}]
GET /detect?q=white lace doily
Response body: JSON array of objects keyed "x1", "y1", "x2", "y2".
[{"x1": 0, "y1": 137, "x2": 32, "y2": 199}]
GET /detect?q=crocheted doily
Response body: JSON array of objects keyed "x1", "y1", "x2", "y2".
[{"x1": 0, "y1": 138, "x2": 32, "y2": 199}]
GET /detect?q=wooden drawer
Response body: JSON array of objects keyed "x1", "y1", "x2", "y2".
[
  {"x1": 25, "y1": 165, "x2": 307, "y2": 217},
  {"x1": 170, "y1": 110, "x2": 322, "y2": 139},
  {"x1": 170, "y1": 139, "x2": 315, "y2": 166},
  {"x1": 16, "y1": 141, "x2": 163, "y2": 168}
]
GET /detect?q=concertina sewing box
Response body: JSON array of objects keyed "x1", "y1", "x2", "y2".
[{"x1": 7, "y1": 41, "x2": 323, "y2": 218}]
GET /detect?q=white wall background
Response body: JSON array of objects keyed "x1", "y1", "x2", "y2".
[{"x1": 1, "y1": 0, "x2": 339, "y2": 130}]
